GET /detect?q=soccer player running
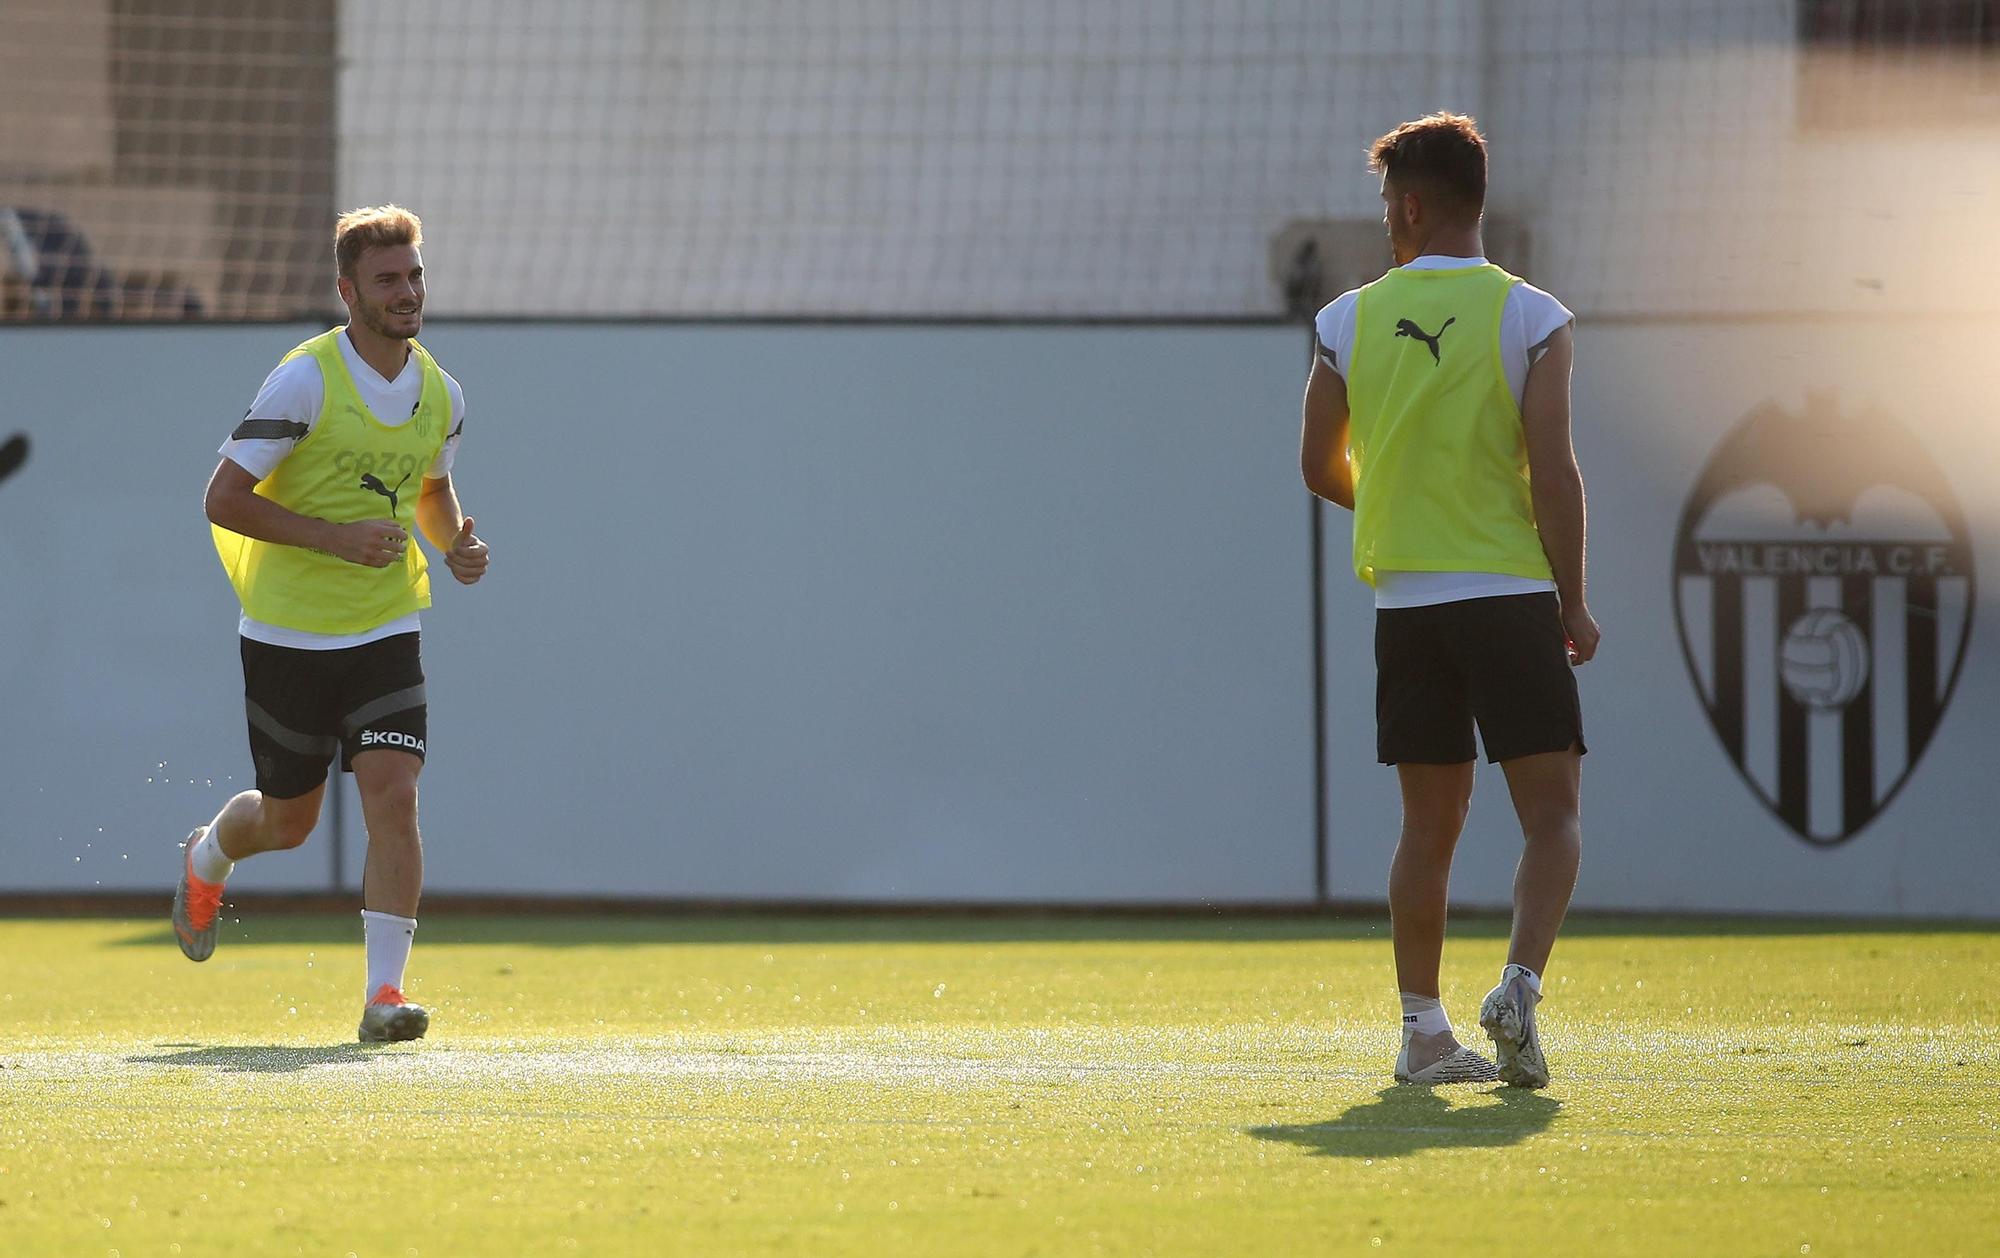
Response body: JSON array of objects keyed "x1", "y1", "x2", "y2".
[
  {"x1": 1300, "y1": 115, "x2": 1598, "y2": 1087},
  {"x1": 173, "y1": 205, "x2": 489, "y2": 1044}
]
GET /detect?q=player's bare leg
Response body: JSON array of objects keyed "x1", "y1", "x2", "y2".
[
  {"x1": 173, "y1": 786, "x2": 324, "y2": 961},
  {"x1": 1479, "y1": 744, "x2": 1583, "y2": 1087},
  {"x1": 1389, "y1": 761, "x2": 1496, "y2": 1083},
  {"x1": 1499, "y1": 746, "x2": 1582, "y2": 978},
  {"x1": 353, "y1": 749, "x2": 428, "y2": 1042},
  {"x1": 355, "y1": 750, "x2": 423, "y2": 917},
  {"x1": 213, "y1": 785, "x2": 327, "y2": 860},
  {"x1": 1390, "y1": 761, "x2": 1474, "y2": 998}
]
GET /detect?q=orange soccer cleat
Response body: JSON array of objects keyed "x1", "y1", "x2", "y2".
[
  {"x1": 357, "y1": 984, "x2": 430, "y2": 1044},
  {"x1": 170, "y1": 829, "x2": 225, "y2": 962}
]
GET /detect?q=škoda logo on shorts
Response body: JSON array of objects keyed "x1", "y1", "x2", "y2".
[
  {"x1": 360, "y1": 730, "x2": 425, "y2": 753},
  {"x1": 1671, "y1": 393, "x2": 1975, "y2": 846}
]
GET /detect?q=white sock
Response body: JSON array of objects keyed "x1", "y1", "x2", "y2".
[
  {"x1": 1504, "y1": 964, "x2": 1544, "y2": 997},
  {"x1": 1399, "y1": 991, "x2": 1451, "y2": 1037},
  {"x1": 189, "y1": 825, "x2": 235, "y2": 884},
  {"x1": 361, "y1": 910, "x2": 417, "y2": 1002}
]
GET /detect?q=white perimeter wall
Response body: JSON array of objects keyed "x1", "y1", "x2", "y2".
[
  {"x1": 1321, "y1": 319, "x2": 2000, "y2": 918},
  {"x1": 0, "y1": 320, "x2": 1994, "y2": 914},
  {"x1": 0, "y1": 323, "x2": 1316, "y2": 902}
]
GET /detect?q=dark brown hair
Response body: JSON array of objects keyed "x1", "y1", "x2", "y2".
[{"x1": 1368, "y1": 112, "x2": 1487, "y2": 219}]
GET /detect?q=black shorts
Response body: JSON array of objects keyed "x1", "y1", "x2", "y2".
[
  {"x1": 241, "y1": 632, "x2": 428, "y2": 799},
  {"x1": 1374, "y1": 592, "x2": 1586, "y2": 765}
]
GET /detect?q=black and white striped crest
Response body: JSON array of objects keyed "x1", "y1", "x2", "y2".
[{"x1": 1672, "y1": 395, "x2": 1976, "y2": 846}]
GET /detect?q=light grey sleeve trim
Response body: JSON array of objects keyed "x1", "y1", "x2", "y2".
[
  {"x1": 1514, "y1": 282, "x2": 1575, "y2": 367},
  {"x1": 1527, "y1": 325, "x2": 1567, "y2": 367},
  {"x1": 1313, "y1": 288, "x2": 1360, "y2": 379},
  {"x1": 342, "y1": 684, "x2": 428, "y2": 734}
]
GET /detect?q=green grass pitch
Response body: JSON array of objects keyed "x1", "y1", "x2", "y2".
[{"x1": 1, "y1": 912, "x2": 1995, "y2": 1255}]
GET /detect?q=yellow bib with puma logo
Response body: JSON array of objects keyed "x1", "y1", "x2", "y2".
[
  {"x1": 212, "y1": 329, "x2": 449, "y2": 633},
  {"x1": 1344, "y1": 262, "x2": 1552, "y2": 587}
]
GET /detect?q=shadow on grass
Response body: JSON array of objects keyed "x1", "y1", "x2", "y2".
[
  {"x1": 1248, "y1": 1085, "x2": 1560, "y2": 1159},
  {"x1": 126, "y1": 1043, "x2": 386, "y2": 1074},
  {"x1": 96, "y1": 909, "x2": 1996, "y2": 951}
]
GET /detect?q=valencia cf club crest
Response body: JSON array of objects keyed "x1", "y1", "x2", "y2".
[{"x1": 1672, "y1": 394, "x2": 1976, "y2": 847}]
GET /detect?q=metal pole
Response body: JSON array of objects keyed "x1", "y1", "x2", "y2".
[
  {"x1": 328, "y1": 765, "x2": 345, "y2": 892},
  {"x1": 1311, "y1": 495, "x2": 1329, "y2": 905},
  {"x1": 1305, "y1": 327, "x2": 1330, "y2": 906}
]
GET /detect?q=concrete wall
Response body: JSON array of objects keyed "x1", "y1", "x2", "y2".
[
  {"x1": 0, "y1": 322, "x2": 1316, "y2": 901},
  {"x1": 1319, "y1": 319, "x2": 2000, "y2": 917},
  {"x1": 0, "y1": 320, "x2": 1994, "y2": 914}
]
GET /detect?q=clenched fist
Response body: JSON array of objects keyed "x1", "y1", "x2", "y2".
[{"x1": 446, "y1": 516, "x2": 489, "y2": 585}]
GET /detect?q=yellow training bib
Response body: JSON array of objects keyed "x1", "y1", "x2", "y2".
[
  {"x1": 213, "y1": 329, "x2": 450, "y2": 633},
  {"x1": 1343, "y1": 263, "x2": 1552, "y2": 588}
]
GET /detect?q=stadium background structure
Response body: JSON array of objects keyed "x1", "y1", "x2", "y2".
[
  {"x1": 2, "y1": 8, "x2": 1997, "y2": 1257},
  {"x1": 0, "y1": 1, "x2": 1996, "y2": 918},
  {"x1": 3, "y1": 1, "x2": 1996, "y2": 322}
]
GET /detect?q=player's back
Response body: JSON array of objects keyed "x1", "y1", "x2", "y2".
[{"x1": 1342, "y1": 261, "x2": 1548, "y2": 587}]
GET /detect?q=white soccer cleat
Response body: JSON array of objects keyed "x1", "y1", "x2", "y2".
[
  {"x1": 357, "y1": 984, "x2": 429, "y2": 1044},
  {"x1": 1394, "y1": 1033, "x2": 1501, "y2": 1085},
  {"x1": 1479, "y1": 964, "x2": 1550, "y2": 1088}
]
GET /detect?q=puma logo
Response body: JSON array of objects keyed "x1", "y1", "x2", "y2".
[
  {"x1": 359, "y1": 470, "x2": 411, "y2": 515},
  {"x1": 1394, "y1": 317, "x2": 1456, "y2": 363}
]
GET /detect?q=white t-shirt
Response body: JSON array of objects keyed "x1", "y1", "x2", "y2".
[
  {"x1": 219, "y1": 329, "x2": 466, "y2": 649},
  {"x1": 1314, "y1": 255, "x2": 1573, "y2": 609}
]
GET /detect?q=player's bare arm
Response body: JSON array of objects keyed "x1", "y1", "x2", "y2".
[
  {"x1": 1299, "y1": 355, "x2": 1354, "y2": 509},
  {"x1": 1519, "y1": 323, "x2": 1599, "y2": 664},
  {"x1": 204, "y1": 456, "x2": 407, "y2": 568},
  {"x1": 417, "y1": 473, "x2": 489, "y2": 585}
]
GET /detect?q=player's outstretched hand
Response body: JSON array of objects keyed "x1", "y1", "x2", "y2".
[
  {"x1": 1562, "y1": 601, "x2": 1601, "y2": 666},
  {"x1": 446, "y1": 516, "x2": 489, "y2": 585},
  {"x1": 327, "y1": 518, "x2": 408, "y2": 568}
]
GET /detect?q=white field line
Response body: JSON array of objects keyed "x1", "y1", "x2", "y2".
[{"x1": 1, "y1": 1022, "x2": 1995, "y2": 1094}]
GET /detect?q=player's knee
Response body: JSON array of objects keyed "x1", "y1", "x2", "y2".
[
  {"x1": 220, "y1": 788, "x2": 263, "y2": 827},
  {"x1": 357, "y1": 772, "x2": 419, "y2": 819},
  {"x1": 1519, "y1": 806, "x2": 1581, "y2": 847},
  {"x1": 265, "y1": 810, "x2": 318, "y2": 850},
  {"x1": 244, "y1": 789, "x2": 319, "y2": 849},
  {"x1": 1396, "y1": 824, "x2": 1465, "y2": 866},
  {"x1": 1401, "y1": 799, "x2": 1471, "y2": 845}
]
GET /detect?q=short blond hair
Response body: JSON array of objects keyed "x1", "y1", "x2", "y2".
[{"x1": 335, "y1": 205, "x2": 423, "y2": 278}]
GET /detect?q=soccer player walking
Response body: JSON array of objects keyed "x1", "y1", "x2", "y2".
[
  {"x1": 1300, "y1": 115, "x2": 1598, "y2": 1087},
  {"x1": 174, "y1": 205, "x2": 489, "y2": 1044}
]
